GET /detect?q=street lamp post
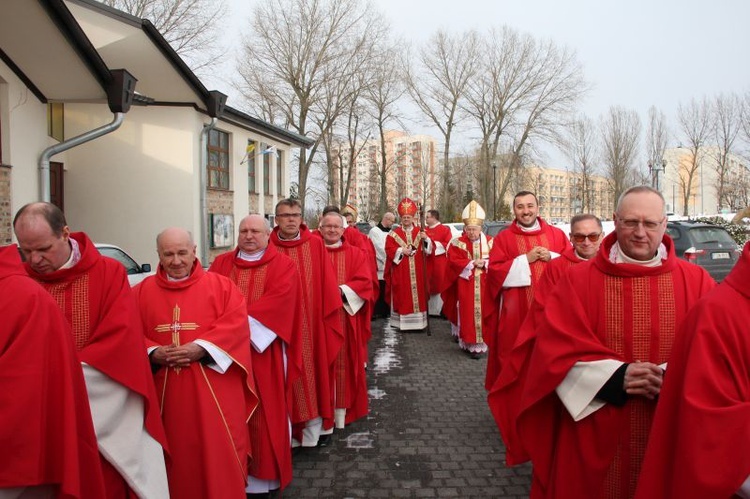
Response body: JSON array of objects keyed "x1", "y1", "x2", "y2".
[
  {"x1": 492, "y1": 163, "x2": 497, "y2": 220},
  {"x1": 648, "y1": 159, "x2": 666, "y2": 192}
]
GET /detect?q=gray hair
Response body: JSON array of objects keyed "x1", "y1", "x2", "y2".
[{"x1": 615, "y1": 186, "x2": 666, "y2": 215}]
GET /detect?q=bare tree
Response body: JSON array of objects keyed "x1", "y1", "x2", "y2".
[
  {"x1": 676, "y1": 97, "x2": 712, "y2": 216},
  {"x1": 645, "y1": 106, "x2": 669, "y2": 190},
  {"x1": 601, "y1": 106, "x2": 641, "y2": 211},
  {"x1": 563, "y1": 114, "x2": 598, "y2": 212},
  {"x1": 406, "y1": 30, "x2": 480, "y2": 220},
  {"x1": 366, "y1": 44, "x2": 406, "y2": 216},
  {"x1": 103, "y1": 0, "x2": 226, "y2": 72},
  {"x1": 237, "y1": 0, "x2": 386, "y2": 211},
  {"x1": 710, "y1": 93, "x2": 742, "y2": 212}
]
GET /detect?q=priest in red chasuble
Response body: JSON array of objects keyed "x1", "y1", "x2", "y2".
[
  {"x1": 319, "y1": 212, "x2": 377, "y2": 428},
  {"x1": 385, "y1": 197, "x2": 433, "y2": 331},
  {"x1": 515, "y1": 187, "x2": 715, "y2": 499},
  {"x1": 210, "y1": 214, "x2": 303, "y2": 495},
  {"x1": 442, "y1": 201, "x2": 495, "y2": 359},
  {"x1": 134, "y1": 228, "x2": 258, "y2": 499},
  {"x1": 425, "y1": 209, "x2": 453, "y2": 316},
  {"x1": 13, "y1": 202, "x2": 169, "y2": 499},
  {"x1": 270, "y1": 199, "x2": 343, "y2": 448},
  {"x1": 635, "y1": 241, "x2": 750, "y2": 499},
  {"x1": 341, "y1": 204, "x2": 378, "y2": 280},
  {"x1": 489, "y1": 213, "x2": 603, "y2": 466},
  {"x1": 486, "y1": 191, "x2": 570, "y2": 390},
  {"x1": 0, "y1": 244, "x2": 105, "y2": 499}
]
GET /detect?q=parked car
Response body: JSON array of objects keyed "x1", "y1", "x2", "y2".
[
  {"x1": 95, "y1": 243, "x2": 154, "y2": 286},
  {"x1": 484, "y1": 221, "x2": 511, "y2": 237},
  {"x1": 666, "y1": 220, "x2": 741, "y2": 282},
  {"x1": 445, "y1": 223, "x2": 464, "y2": 239},
  {"x1": 355, "y1": 221, "x2": 373, "y2": 235}
]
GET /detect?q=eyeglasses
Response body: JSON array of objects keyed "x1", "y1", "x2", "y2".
[
  {"x1": 320, "y1": 225, "x2": 343, "y2": 230},
  {"x1": 276, "y1": 213, "x2": 302, "y2": 219},
  {"x1": 571, "y1": 233, "x2": 602, "y2": 243},
  {"x1": 617, "y1": 218, "x2": 664, "y2": 231}
]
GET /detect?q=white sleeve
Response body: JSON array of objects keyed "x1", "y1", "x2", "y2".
[
  {"x1": 434, "y1": 241, "x2": 446, "y2": 256},
  {"x1": 341, "y1": 284, "x2": 366, "y2": 315},
  {"x1": 193, "y1": 340, "x2": 233, "y2": 374},
  {"x1": 249, "y1": 316, "x2": 278, "y2": 353},
  {"x1": 423, "y1": 236, "x2": 433, "y2": 255},
  {"x1": 393, "y1": 247, "x2": 404, "y2": 264},
  {"x1": 459, "y1": 261, "x2": 474, "y2": 280},
  {"x1": 550, "y1": 252, "x2": 561, "y2": 259},
  {"x1": 737, "y1": 475, "x2": 750, "y2": 499},
  {"x1": 555, "y1": 359, "x2": 624, "y2": 421},
  {"x1": 502, "y1": 254, "x2": 532, "y2": 287}
]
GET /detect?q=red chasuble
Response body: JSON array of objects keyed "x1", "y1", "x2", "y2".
[
  {"x1": 23, "y1": 232, "x2": 168, "y2": 495},
  {"x1": 425, "y1": 223, "x2": 453, "y2": 295},
  {"x1": 0, "y1": 245, "x2": 105, "y2": 498},
  {"x1": 326, "y1": 241, "x2": 377, "y2": 425},
  {"x1": 210, "y1": 244, "x2": 303, "y2": 490},
  {"x1": 384, "y1": 225, "x2": 430, "y2": 314},
  {"x1": 485, "y1": 219, "x2": 570, "y2": 390},
  {"x1": 517, "y1": 233, "x2": 715, "y2": 499},
  {"x1": 488, "y1": 247, "x2": 580, "y2": 465},
  {"x1": 134, "y1": 262, "x2": 258, "y2": 499},
  {"x1": 441, "y1": 234, "x2": 496, "y2": 346},
  {"x1": 635, "y1": 242, "x2": 750, "y2": 499},
  {"x1": 270, "y1": 225, "x2": 344, "y2": 432}
]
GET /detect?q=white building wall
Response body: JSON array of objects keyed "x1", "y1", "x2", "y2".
[{"x1": 64, "y1": 104, "x2": 200, "y2": 268}]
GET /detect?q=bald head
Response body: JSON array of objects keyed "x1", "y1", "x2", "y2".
[
  {"x1": 156, "y1": 227, "x2": 196, "y2": 279},
  {"x1": 13, "y1": 202, "x2": 72, "y2": 274}
]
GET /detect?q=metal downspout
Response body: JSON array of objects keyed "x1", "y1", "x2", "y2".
[
  {"x1": 200, "y1": 117, "x2": 218, "y2": 265},
  {"x1": 39, "y1": 112, "x2": 125, "y2": 202}
]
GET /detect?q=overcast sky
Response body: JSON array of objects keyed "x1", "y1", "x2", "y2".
[{"x1": 218, "y1": 0, "x2": 750, "y2": 167}]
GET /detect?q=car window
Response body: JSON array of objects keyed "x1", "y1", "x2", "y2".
[
  {"x1": 98, "y1": 247, "x2": 140, "y2": 274},
  {"x1": 688, "y1": 227, "x2": 735, "y2": 245},
  {"x1": 665, "y1": 226, "x2": 682, "y2": 240}
]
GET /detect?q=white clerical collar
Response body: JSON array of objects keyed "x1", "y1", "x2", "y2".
[
  {"x1": 277, "y1": 231, "x2": 300, "y2": 241},
  {"x1": 574, "y1": 250, "x2": 592, "y2": 261},
  {"x1": 167, "y1": 274, "x2": 191, "y2": 282},
  {"x1": 239, "y1": 248, "x2": 266, "y2": 261},
  {"x1": 609, "y1": 241, "x2": 667, "y2": 267},
  {"x1": 427, "y1": 222, "x2": 439, "y2": 229},
  {"x1": 325, "y1": 241, "x2": 343, "y2": 248},
  {"x1": 59, "y1": 237, "x2": 81, "y2": 270},
  {"x1": 518, "y1": 219, "x2": 540, "y2": 232}
]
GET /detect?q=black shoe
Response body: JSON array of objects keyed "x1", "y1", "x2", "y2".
[
  {"x1": 317, "y1": 434, "x2": 332, "y2": 447},
  {"x1": 470, "y1": 352, "x2": 482, "y2": 360},
  {"x1": 247, "y1": 493, "x2": 270, "y2": 498}
]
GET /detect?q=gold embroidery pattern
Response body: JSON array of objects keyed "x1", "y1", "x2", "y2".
[
  {"x1": 604, "y1": 276, "x2": 624, "y2": 354},
  {"x1": 46, "y1": 275, "x2": 90, "y2": 351},
  {"x1": 472, "y1": 240, "x2": 483, "y2": 343},
  {"x1": 631, "y1": 277, "x2": 651, "y2": 361},
  {"x1": 657, "y1": 274, "x2": 676, "y2": 363},
  {"x1": 329, "y1": 251, "x2": 349, "y2": 407}
]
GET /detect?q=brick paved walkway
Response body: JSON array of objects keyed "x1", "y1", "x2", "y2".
[{"x1": 284, "y1": 317, "x2": 532, "y2": 498}]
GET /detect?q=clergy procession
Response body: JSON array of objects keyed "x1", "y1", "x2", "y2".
[{"x1": 2, "y1": 186, "x2": 750, "y2": 499}]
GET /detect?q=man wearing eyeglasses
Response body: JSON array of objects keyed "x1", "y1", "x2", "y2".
[
  {"x1": 486, "y1": 191, "x2": 570, "y2": 391},
  {"x1": 270, "y1": 198, "x2": 344, "y2": 450},
  {"x1": 489, "y1": 213, "x2": 604, "y2": 465},
  {"x1": 515, "y1": 186, "x2": 716, "y2": 499}
]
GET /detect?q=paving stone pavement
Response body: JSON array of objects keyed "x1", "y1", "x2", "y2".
[{"x1": 284, "y1": 317, "x2": 532, "y2": 498}]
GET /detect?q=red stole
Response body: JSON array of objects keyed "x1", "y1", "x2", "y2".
[
  {"x1": 485, "y1": 219, "x2": 570, "y2": 390},
  {"x1": 134, "y1": 262, "x2": 257, "y2": 499},
  {"x1": 209, "y1": 245, "x2": 301, "y2": 489},
  {"x1": 384, "y1": 226, "x2": 430, "y2": 314},
  {"x1": 326, "y1": 241, "x2": 376, "y2": 425},
  {"x1": 517, "y1": 233, "x2": 715, "y2": 499},
  {"x1": 270, "y1": 225, "x2": 344, "y2": 430},
  {"x1": 0, "y1": 245, "x2": 105, "y2": 498},
  {"x1": 636, "y1": 242, "x2": 750, "y2": 499}
]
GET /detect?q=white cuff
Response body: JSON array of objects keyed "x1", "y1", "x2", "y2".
[
  {"x1": 249, "y1": 316, "x2": 277, "y2": 353},
  {"x1": 423, "y1": 237, "x2": 433, "y2": 255},
  {"x1": 193, "y1": 340, "x2": 233, "y2": 374},
  {"x1": 737, "y1": 475, "x2": 750, "y2": 499},
  {"x1": 147, "y1": 345, "x2": 158, "y2": 355},
  {"x1": 341, "y1": 284, "x2": 365, "y2": 315},
  {"x1": 393, "y1": 248, "x2": 404, "y2": 264},
  {"x1": 503, "y1": 255, "x2": 531, "y2": 287},
  {"x1": 459, "y1": 261, "x2": 473, "y2": 280},
  {"x1": 434, "y1": 241, "x2": 446, "y2": 256},
  {"x1": 556, "y1": 359, "x2": 624, "y2": 421}
]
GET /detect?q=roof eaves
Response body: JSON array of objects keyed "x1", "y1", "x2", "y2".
[{"x1": 223, "y1": 106, "x2": 314, "y2": 148}]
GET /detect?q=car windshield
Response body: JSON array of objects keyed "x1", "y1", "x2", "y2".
[
  {"x1": 98, "y1": 247, "x2": 140, "y2": 274},
  {"x1": 689, "y1": 227, "x2": 736, "y2": 245}
]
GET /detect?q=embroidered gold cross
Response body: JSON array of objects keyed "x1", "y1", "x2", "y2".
[{"x1": 154, "y1": 305, "x2": 199, "y2": 373}]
